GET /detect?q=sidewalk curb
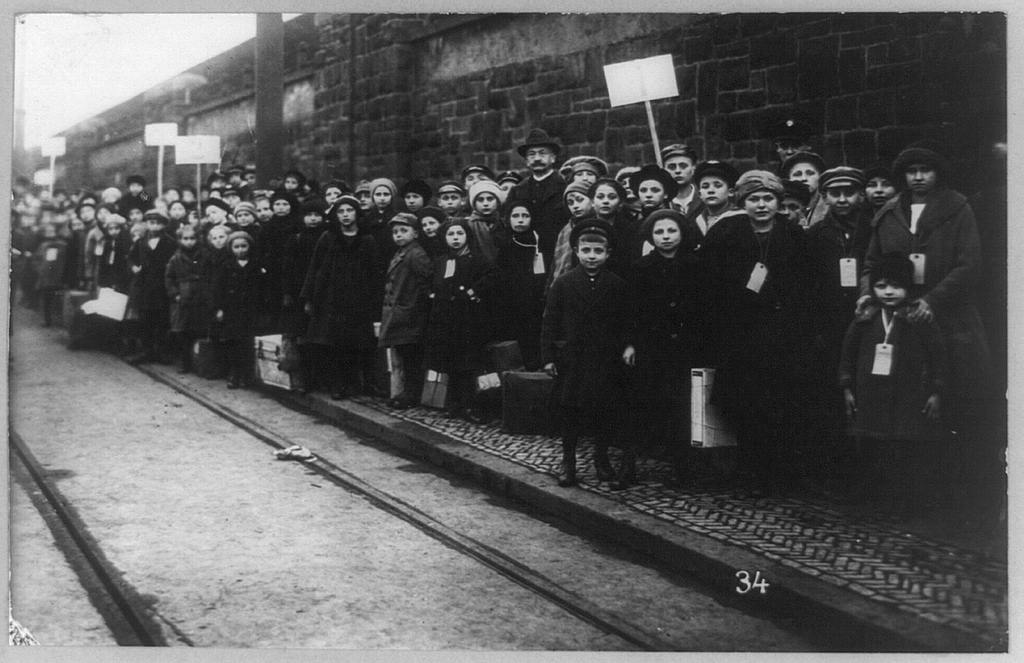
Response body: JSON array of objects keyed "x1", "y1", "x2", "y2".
[{"x1": 273, "y1": 385, "x2": 990, "y2": 652}]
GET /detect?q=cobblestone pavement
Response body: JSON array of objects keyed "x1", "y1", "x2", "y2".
[{"x1": 348, "y1": 396, "x2": 1008, "y2": 650}]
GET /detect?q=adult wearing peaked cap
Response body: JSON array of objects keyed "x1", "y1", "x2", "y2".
[{"x1": 507, "y1": 128, "x2": 568, "y2": 269}]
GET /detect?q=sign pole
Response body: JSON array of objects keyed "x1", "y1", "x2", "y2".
[
  {"x1": 196, "y1": 164, "x2": 202, "y2": 203},
  {"x1": 645, "y1": 100, "x2": 663, "y2": 167},
  {"x1": 157, "y1": 145, "x2": 165, "y2": 198},
  {"x1": 48, "y1": 155, "x2": 56, "y2": 198}
]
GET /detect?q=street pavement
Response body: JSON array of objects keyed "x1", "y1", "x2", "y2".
[{"x1": 8, "y1": 308, "x2": 817, "y2": 650}]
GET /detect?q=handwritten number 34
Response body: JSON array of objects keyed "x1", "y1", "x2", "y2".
[{"x1": 735, "y1": 570, "x2": 770, "y2": 594}]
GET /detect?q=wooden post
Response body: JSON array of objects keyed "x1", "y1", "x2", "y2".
[
  {"x1": 645, "y1": 100, "x2": 662, "y2": 167},
  {"x1": 48, "y1": 155, "x2": 56, "y2": 198},
  {"x1": 157, "y1": 145, "x2": 165, "y2": 198},
  {"x1": 255, "y1": 14, "x2": 284, "y2": 188}
]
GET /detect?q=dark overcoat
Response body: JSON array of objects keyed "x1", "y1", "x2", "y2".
[
  {"x1": 378, "y1": 240, "x2": 432, "y2": 348},
  {"x1": 862, "y1": 188, "x2": 992, "y2": 412},
  {"x1": 625, "y1": 250, "x2": 708, "y2": 444},
  {"x1": 34, "y1": 238, "x2": 69, "y2": 291},
  {"x1": 257, "y1": 213, "x2": 299, "y2": 328},
  {"x1": 300, "y1": 230, "x2": 382, "y2": 349},
  {"x1": 96, "y1": 230, "x2": 132, "y2": 293},
  {"x1": 423, "y1": 250, "x2": 498, "y2": 373},
  {"x1": 701, "y1": 213, "x2": 814, "y2": 424},
  {"x1": 541, "y1": 266, "x2": 628, "y2": 410},
  {"x1": 128, "y1": 233, "x2": 177, "y2": 312},
  {"x1": 165, "y1": 246, "x2": 211, "y2": 335},
  {"x1": 212, "y1": 257, "x2": 264, "y2": 340},
  {"x1": 838, "y1": 306, "x2": 949, "y2": 442},
  {"x1": 281, "y1": 225, "x2": 325, "y2": 337},
  {"x1": 494, "y1": 231, "x2": 547, "y2": 369}
]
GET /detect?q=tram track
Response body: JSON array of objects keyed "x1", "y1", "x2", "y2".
[
  {"x1": 10, "y1": 430, "x2": 180, "y2": 646},
  {"x1": 132, "y1": 363, "x2": 680, "y2": 651}
]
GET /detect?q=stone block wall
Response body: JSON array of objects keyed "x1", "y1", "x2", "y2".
[
  {"x1": 307, "y1": 12, "x2": 1005, "y2": 195},
  {"x1": 46, "y1": 12, "x2": 1005, "y2": 197}
]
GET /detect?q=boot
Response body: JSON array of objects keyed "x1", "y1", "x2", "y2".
[
  {"x1": 594, "y1": 444, "x2": 615, "y2": 482},
  {"x1": 612, "y1": 449, "x2": 637, "y2": 491},
  {"x1": 558, "y1": 440, "x2": 578, "y2": 487}
]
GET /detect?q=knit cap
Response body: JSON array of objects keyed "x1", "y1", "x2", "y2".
[
  {"x1": 469, "y1": 180, "x2": 503, "y2": 206},
  {"x1": 227, "y1": 230, "x2": 255, "y2": 248},
  {"x1": 368, "y1": 178, "x2": 398, "y2": 199},
  {"x1": 562, "y1": 179, "x2": 592, "y2": 203},
  {"x1": 233, "y1": 201, "x2": 257, "y2": 217},
  {"x1": 734, "y1": 170, "x2": 785, "y2": 203},
  {"x1": 870, "y1": 253, "x2": 914, "y2": 289}
]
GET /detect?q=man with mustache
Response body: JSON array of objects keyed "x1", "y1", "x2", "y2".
[{"x1": 506, "y1": 128, "x2": 569, "y2": 269}]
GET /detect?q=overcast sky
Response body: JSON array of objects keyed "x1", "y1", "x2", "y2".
[{"x1": 15, "y1": 14, "x2": 299, "y2": 148}]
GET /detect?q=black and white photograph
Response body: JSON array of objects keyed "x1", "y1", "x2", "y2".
[{"x1": 4, "y1": 2, "x2": 1012, "y2": 657}]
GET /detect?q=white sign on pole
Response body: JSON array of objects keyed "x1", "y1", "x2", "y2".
[
  {"x1": 603, "y1": 54, "x2": 679, "y2": 108},
  {"x1": 175, "y1": 135, "x2": 221, "y2": 165},
  {"x1": 145, "y1": 122, "x2": 179, "y2": 146},
  {"x1": 40, "y1": 137, "x2": 66, "y2": 157}
]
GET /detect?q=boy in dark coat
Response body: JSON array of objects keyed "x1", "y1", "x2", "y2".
[
  {"x1": 839, "y1": 253, "x2": 948, "y2": 515},
  {"x1": 301, "y1": 195, "x2": 382, "y2": 399},
  {"x1": 377, "y1": 212, "x2": 432, "y2": 408},
  {"x1": 34, "y1": 222, "x2": 69, "y2": 326},
  {"x1": 282, "y1": 198, "x2": 329, "y2": 391},
  {"x1": 256, "y1": 190, "x2": 300, "y2": 333},
  {"x1": 805, "y1": 167, "x2": 875, "y2": 485},
  {"x1": 541, "y1": 219, "x2": 629, "y2": 488},
  {"x1": 127, "y1": 210, "x2": 177, "y2": 363},
  {"x1": 213, "y1": 231, "x2": 264, "y2": 388}
]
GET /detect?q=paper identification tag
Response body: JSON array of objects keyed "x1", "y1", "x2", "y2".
[
  {"x1": 94, "y1": 243, "x2": 105, "y2": 257},
  {"x1": 45, "y1": 248, "x2": 58, "y2": 262},
  {"x1": 443, "y1": 259, "x2": 455, "y2": 279},
  {"x1": 532, "y1": 252, "x2": 545, "y2": 275},
  {"x1": 641, "y1": 241, "x2": 654, "y2": 256},
  {"x1": 909, "y1": 253, "x2": 926, "y2": 284},
  {"x1": 745, "y1": 262, "x2": 768, "y2": 293},
  {"x1": 871, "y1": 343, "x2": 894, "y2": 376},
  {"x1": 839, "y1": 258, "x2": 858, "y2": 287}
]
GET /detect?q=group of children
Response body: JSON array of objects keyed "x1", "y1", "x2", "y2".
[{"x1": 10, "y1": 130, "x2": 995, "y2": 517}]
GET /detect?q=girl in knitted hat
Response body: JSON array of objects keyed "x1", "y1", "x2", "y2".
[
  {"x1": 360, "y1": 178, "x2": 400, "y2": 264},
  {"x1": 702, "y1": 169, "x2": 816, "y2": 496},
  {"x1": 465, "y1": 180, "x2": 507, "y2": 263}
]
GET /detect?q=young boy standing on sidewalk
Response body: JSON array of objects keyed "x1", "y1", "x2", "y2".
[{"x1": 541, "y1": 219, "x2": 629, "y2": 488}]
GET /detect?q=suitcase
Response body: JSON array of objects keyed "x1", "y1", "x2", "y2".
[
  {"x1": 192, "y1": 338, "x2": 227, "y2": 380},
  {"x1": 690, "y1": 368, "x2": 738, "y2": 448},
  {"x1": 485, "y1": 340, "x2": 525, "y2": 373},
  {"x1": 60, "y1": 290, "x2": 92, "y2": 328},
  {"x1": 66, "y1": 310, "x2": 117, "y2": 350},
  {"x1": 254, "y1": 334, "x2": 294, "y2": 390},
  {"x1": 501, "y1": 371, "x2": 555, "y2": 435},
  {"x1": 420, "y1": 370, "x2": 449, "y2": 408}
]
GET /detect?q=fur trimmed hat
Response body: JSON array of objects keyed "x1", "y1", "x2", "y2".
[{"x1": 628, "y1": 164, "x2": 679, "y2": 199}]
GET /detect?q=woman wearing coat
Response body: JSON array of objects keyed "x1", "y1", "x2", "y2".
[{"x1": 859, "y1": 142, "x2": 995, "y2": 509}]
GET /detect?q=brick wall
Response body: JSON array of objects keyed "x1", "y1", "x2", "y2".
[
  {"x1": 47, "y1": 13, "x2": 1005, "y2": 196},
  {"x1": 307, "y1": 12, "x2": 1004, "y2": 195}
]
